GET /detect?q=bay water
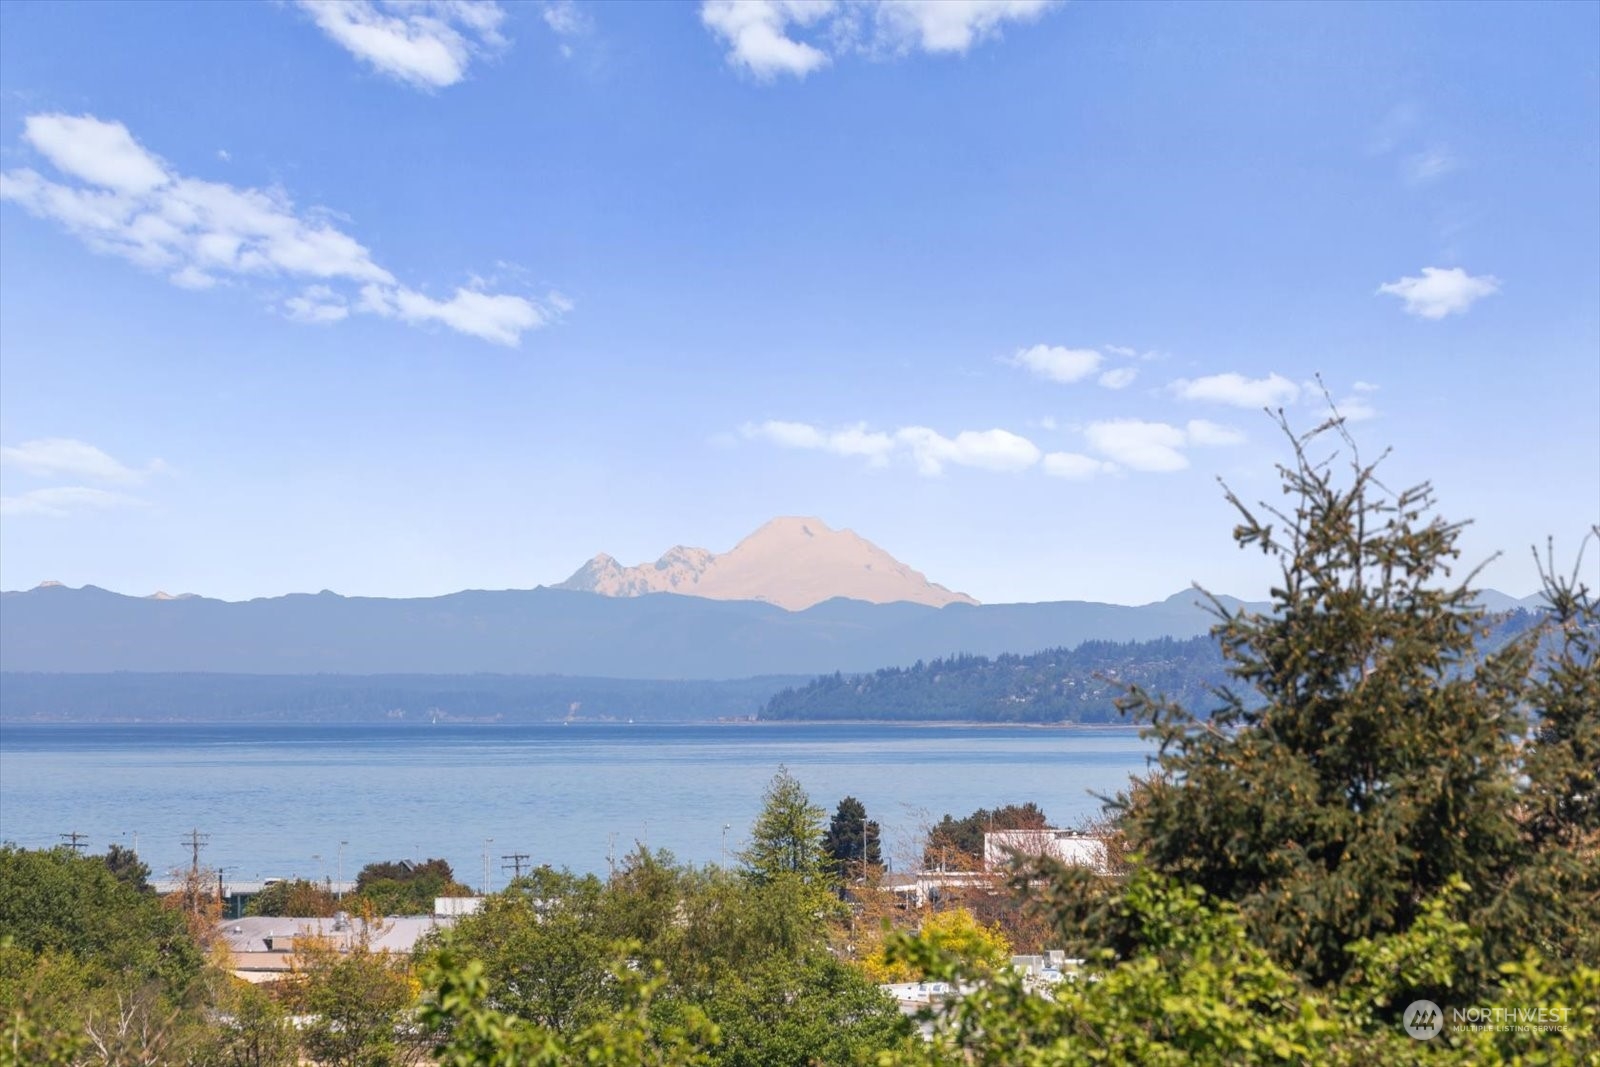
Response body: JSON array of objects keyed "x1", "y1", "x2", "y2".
[{"x1": 0, "y1": 722, "x2": 1154, "y2": 888}]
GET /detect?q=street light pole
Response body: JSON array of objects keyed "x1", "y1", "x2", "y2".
[
  {"x1": 721, "y1": 824, "x2": 731, "y2": 870},
  {"x1": 337, "y1": 841, "x2": 347, "y2": 903}
]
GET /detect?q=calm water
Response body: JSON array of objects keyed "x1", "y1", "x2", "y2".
[{"x1": 0, "y1": 722, "x2": 1154, "y2": 887}]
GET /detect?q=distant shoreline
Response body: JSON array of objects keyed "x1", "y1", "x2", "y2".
[{"x1": 0, "y1": 717, "x2": 1142, "y2": 729}]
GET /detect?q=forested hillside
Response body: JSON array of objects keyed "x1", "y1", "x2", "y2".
[{"x1": 762, "y1": 610, "x2": 1545, "y2": 723}]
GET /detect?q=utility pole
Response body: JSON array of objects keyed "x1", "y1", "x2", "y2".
[
  {"x1": 501, "y1": 852, "x2": 530, "y2": 881},
  {"x1": 182, "y1": 828, "x2": 209, "y2": 874},
  {"x1": 721, "y1": 824, "x2": 731, "y2": 870},
  {"x1": 59, "y1": 831, "x2": 88, "y2": 853},
  {"x1": 179, "y1": 829, "x2": 210, "y2": 919},
  {"x1": 338, "y1": 841, "x2": 348, "y2": 903},
  {"x1": 482, "y1": 838, "x2": 493, "y2": 895}
]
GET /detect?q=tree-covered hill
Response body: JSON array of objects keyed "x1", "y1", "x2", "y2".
[{"x1": 761, "y1": 610, "x2": 1545, "y2": 723}]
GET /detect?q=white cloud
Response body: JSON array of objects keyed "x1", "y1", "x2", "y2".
[
  {"x1": 699, "y1": 0, "x2": 1057, "y2": 80},
  {"x1": 742, "y1": 419, "x2": 1037, "y2": 475},
  {"x1": 1, "y1": 438, "x2": 164, "y2": 485},
  {"x1": 1084, "y1": 419, "x2": 1189, "y2": 472},
  {"x1": 1334, "y1": 394, "x2": 1378, "y2": 423},
  {"x1": 0, "y1": 486, "x2": 148, "y2": 518},
  {"x1": 1377, "y1": 266, "x2": 1499, "y2": 319},
  {"x1": 1170, "y1": 372, "x2": 1301, "y2": 408},
  {"x1": 1011, "y1": 344, "x2": 1102, "y2": 384},
  {"x1": 869, "y1": 0, "x2": 1055, "y2": 54},
  {"x1": 284, "y1": 284, "x2": 350, "y2": 324},
  {"x1": 542, "y1": 0, "x2": 589, "y2": 37},
  {"x1": 20, "y1": 113, "x2": 169, "y2": 194},
  {"x1": 747, "y1": 412, "x2": 1245, "y2": 479},
  {"x1": 701, "y1": 0, "x2": 835, "y2": 79},
  {"x1": 295, "y1": 0, "x2": 506, "y2": 90},
  {"x1": 1184, "y1": 419, "x2": 1246, "y2": 447},
  {"x1": 1104, "y1": 344, "x2": 1137, "y2": 358},
  {"x1": 217, "y1": 149, "x2": 231, "y2": 163},
  {"x1": 741, "y1": 420, "x2": 896, "y2": 465},
  {"x1": 361, "y1": 283, "x2": 556, "y2": 346},
  {"x1": 1352, "y1": 380, "x2": 1379, "y2": 393},
  {"x1": 895, "y1": 426, "x2": 1040, "y2": 475},
  {"x1": 1, "y1": 113, "x2": 558, "y2": 345},
  {"x1": 1097, "y1": 366, "x2": 1138, "y2": 390},
  {"x1": 1042, "y1": 451, "x2": 1116, "y2": 480}
]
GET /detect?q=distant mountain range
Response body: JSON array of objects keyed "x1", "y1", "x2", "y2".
[
  {"x1": 1, "y1": 513, "x2": 1542, "y2": 681},
  {"x1": 1, "y1": 582, "x2": 1273, "y2": 679},
  {"x1": 555, "y1": 516, "x2": 977, "y2": 610}
]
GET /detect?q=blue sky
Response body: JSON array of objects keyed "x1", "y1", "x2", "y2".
[{"x1": 1, "y1": 0, "x2": 1596, "y2": 606}]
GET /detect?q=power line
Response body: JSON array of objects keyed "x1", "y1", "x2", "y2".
[
  {"x1": 501, "y1": 852, "x2": 530, "y2": 880},
  {"x1": 181, "y1": 828, "x2": 210, "y2": 872},
  {"x1": 59, "y1": 830, "x2": 89, "y2": 853}
]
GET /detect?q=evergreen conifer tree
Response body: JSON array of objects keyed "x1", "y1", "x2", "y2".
[{"x1": 1117, "y1": 416, "x2": 1536, "y2": 985}]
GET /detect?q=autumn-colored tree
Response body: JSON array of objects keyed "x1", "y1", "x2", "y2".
[
  {"x1": 291, "y1": 926, "x2": 428, "y2": 1067},
  {"x1": 861, "y1": 906, "x2": 1011, "y2": 984},
  {"x1": 245, "y1": 877, "x2": 340, "y2": 918},
  {"x1": 923, "y1": 802, "x2": 1048, "y2": 870}
]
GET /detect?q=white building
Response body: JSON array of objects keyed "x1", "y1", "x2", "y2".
[{"x1": 983, "y1": 830, "x2": 1111, "y2": 874}]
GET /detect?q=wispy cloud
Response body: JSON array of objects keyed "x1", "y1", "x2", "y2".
[
  {"x1": 742, "y1": 420, "x2": 1040, "y2": 476},
  {"x1": 1082, "y1": 418, "x2": 1245, "y2": 472},
  {"x1": 1, "y1": 438, "x2": 166, "y2": 517},
  {"x1": 294, "y1": 0, "x2": 507, "y2": 90},
  {"x1": 1, "y1": 437, "x2": 165, "y2": 485},
  {"x1": 1083, "y1": 419, "x2": 1189, "y2": 472},
  {"x1": 1011, "y1": 343, "x2": 1143, "y2": 389},
  {"x1": 1010, "y1": 344, "x2": 1101, "y2": 384},
  {"x1": 284, "y1": 285, "x2": 350, "y2": 324},
  {"x1": 745, "y1": 412, "x2": 1243, "y2": 480},
  {"x1": 1377, "y1": 266, "x2": 1499, "y2": 319},
  {"x1": 895, "y1": 426, "x2": 1040, "y2": 475},
  {"x1": 541, "y1": 0, "x2": 590, "y2": 56},
  {"x1": 1041, "y1": 451, "x2": 1116, "y2": 480},
  {"x1": 741, "y1": 421, "x2": 897, "y2": 464},
  {"x1": 1169, "y1": 372, "x2": 1301, "y2": 408},
  {"x1": 1367, "y1": 101, "x2": 1421, "y2": 156},
  {"x1": 1403, "y1": 145, "x2": 1457, "y2": 186},
  {"x1": 0, "y1": 114, "x2": 563, "y2": 345},
  {"x1": 0, "y1": 486, "x2": 148, "y2": 518},
  {"x1": 1183, "y1": 419, "x2": 1246, "y2": 447},
  {"x1": 700, "y1": 0, "x2": 1058, "y2": 81},
  {"x1": 1097, "y1": 366, "x2": 1138, "y2": 390}
]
